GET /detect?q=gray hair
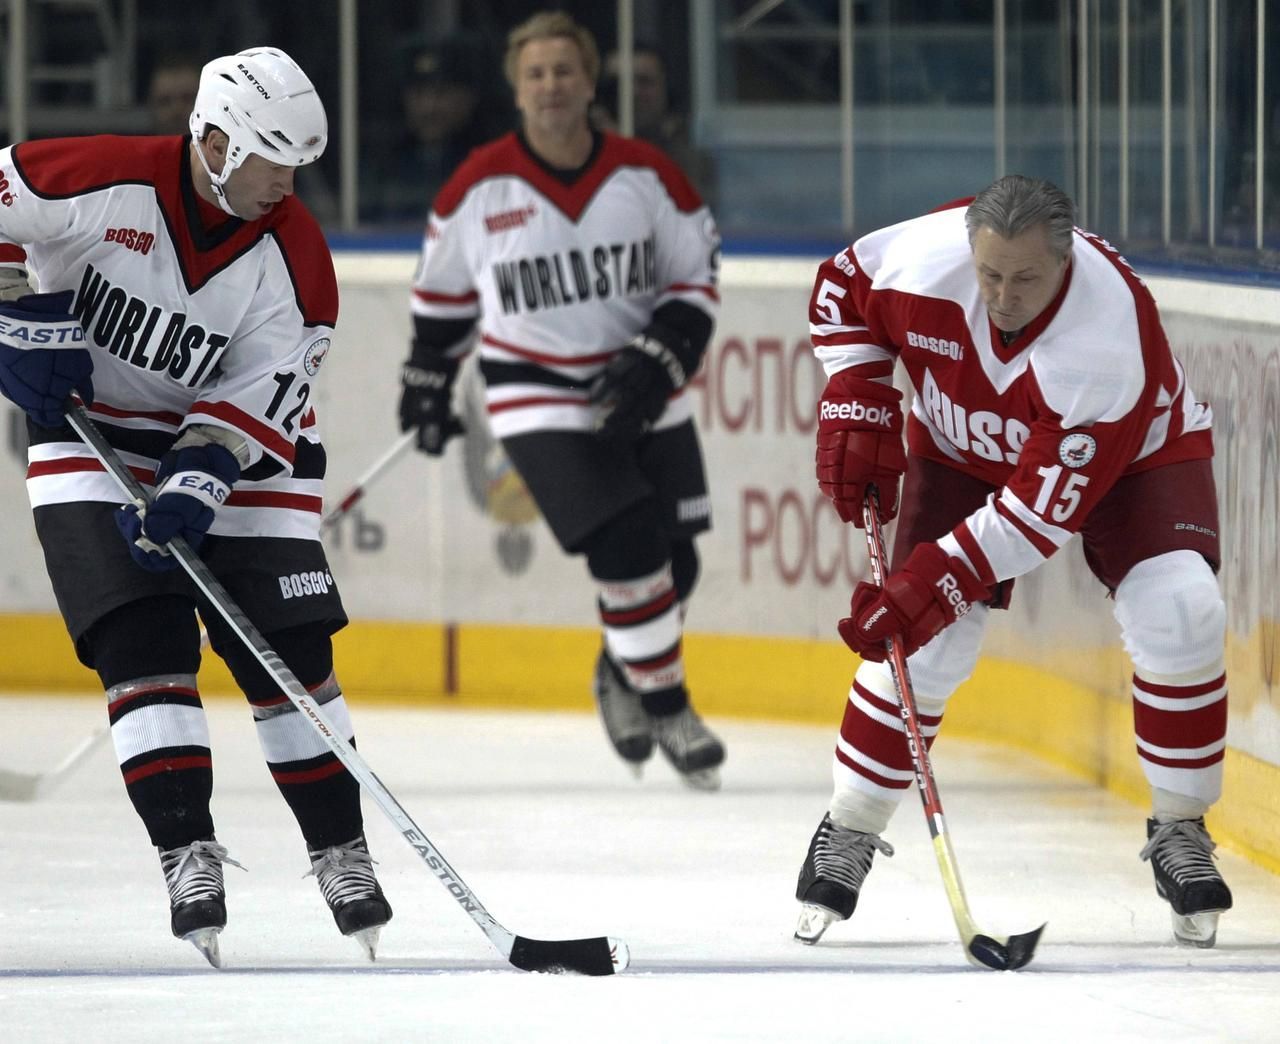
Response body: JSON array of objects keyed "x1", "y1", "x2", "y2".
[{"x1": 965, "y1": 175, "x2": 1076, "y2": 259}]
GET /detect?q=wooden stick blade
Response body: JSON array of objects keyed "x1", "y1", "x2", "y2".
[{"x1": 967, "y1": 923, "x2": 1046, "y2": 971}]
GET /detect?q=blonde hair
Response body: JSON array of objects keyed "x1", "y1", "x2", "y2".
[{"x1": 503, "y1": 11, "x2": 600, "y2": 88}]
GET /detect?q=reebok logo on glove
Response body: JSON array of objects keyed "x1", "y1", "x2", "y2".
[
  {"x1": 819, "y1": 400, "x2": 896, "y2": 426},
  {"x1": 935, "y1": 572, "x2": 974, "y2": 617},
  {"x1": 862, "y1": 605, "x2": 890, "y2": 631}
]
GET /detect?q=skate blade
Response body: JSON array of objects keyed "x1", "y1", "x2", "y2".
[
  {"x1": 350, "y1": 924, "x2": 383, "y2": 961},
  {"x1": 679, "y1": 766, "x2": 721, "y2": 792},
  {"x1": 1172, "y1": 909, "x2": 1223, "y2": 949},
  {"x1": 794, "y1": 903, "x2": 840, "y2": 944},
  {"x1": 183, "y1": 927, "x2": 223, "y2": 968}
]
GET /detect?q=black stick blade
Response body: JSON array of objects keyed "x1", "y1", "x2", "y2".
[
  {"x1": 508, "y1": 935, "x2": 630, "y2": 976},
  {"x1": 968, "y1": 923, "x2": 1046, "y2": 971}
]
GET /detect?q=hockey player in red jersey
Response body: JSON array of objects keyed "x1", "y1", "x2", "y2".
[
  {"x1": 794, "y1": 175, "x2": 1232, "y2": 948},
  {"x1": 397, "y1": 11, "x2": 727, "y2": 788},
  {"x1": 0, "y1": 48, "x2": 391, "y2": 967}
]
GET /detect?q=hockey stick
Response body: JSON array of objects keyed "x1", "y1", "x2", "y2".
[
  {"x1": 861, "y1": 489, "x2": 1044, "y2": 971},
  {"x1": 321, "y1": 430, "x2": 417, "y2": 529},
  {"x1": 0, "y1": 724, "x2": 110, "y2": 802},
  {"x1": 67, "y1": 403, "x2": 628, "y2": 976}
]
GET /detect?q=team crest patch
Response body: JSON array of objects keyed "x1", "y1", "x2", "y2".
[
  {"x1": 1058, "y1": 432, "x2": 1096, "y2": 468},
  {"x1": 303, "y1": 337, "x2": 331, "y2": 375}
]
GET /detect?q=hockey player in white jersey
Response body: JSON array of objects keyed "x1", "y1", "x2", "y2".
[
  {"x1": 397, "y1": 11, "x2": 727, "y2": 788},
  {"x1": 0, "y1": 47, "x2": 391, "y2": 966},
  {"x1": 793, "y1": 175, "x2": 1232, "y2": 948}
]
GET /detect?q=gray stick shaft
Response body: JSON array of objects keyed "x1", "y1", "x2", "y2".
[
  {"x1": 321, "y1": 430, "x2": 417, "y2": 527},
  {"x1": 66, "y1": 405, "x2": 515, "y2": 957},
  {"x1": 0, "y1": 726, "x2": 108, "y2": 801}
]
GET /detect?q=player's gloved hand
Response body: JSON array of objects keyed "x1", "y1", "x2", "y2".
[
  {"x1": 837, "y1": 542, "x2": 989, "y2": 662},
  {"x1": 399, "y1": 354, "x2": 464, "y2": 455},
  {"x1": 817, "y1": 370, "x2": 906, "y2": 526},
  {"x1": 114, "y1": 443, "x2": 241, "y2": 571},
  {"x1": 0, "y1": 290, "x2": 95, "y2": 428},
  {"x1": 589, "y1": 334, "x2": 686, "y2": 445}
]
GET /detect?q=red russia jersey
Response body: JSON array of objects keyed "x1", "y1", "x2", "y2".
[
  {"x1": 0, "y1": 135, "x2": 339, "y2": 539},
  {"x1": 808, "y1": 202, "x2": 1213, "y2": 586},
  {"x1": 410, "y1": 131, "x2": 720, "y2": 439}
]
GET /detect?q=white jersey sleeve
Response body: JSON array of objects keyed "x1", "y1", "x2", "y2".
[{"x1": 186, "y1": 244, "x2": 336, "y2": 469}]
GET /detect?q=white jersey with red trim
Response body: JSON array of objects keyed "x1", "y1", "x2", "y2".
[
  {"x1": 0, "y1": 135, "x2": 338, "y2": 539},
  {"x1": 410, "y1": 131, "x2": 720, "y2": 439},
  {"x1": 808, "y1": 202, "x2": 1213, "y2": 587}
]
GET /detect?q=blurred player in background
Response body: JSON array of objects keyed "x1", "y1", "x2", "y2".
[
  {"x1": 591, "y1": 43, "x2": 718, "y2": 213},
  {"x1": 397, "y1": 11, "x2": 727, "y2": 788},
  {"x1": 794, "y1": 174, "x2": 1233, "y2": 948},
  {"x1": 0, "y1": 47, "x2": 391, "y2": 966},
  {"x1": 144, "y1": 55, "x2": 202, "y2": 135}
]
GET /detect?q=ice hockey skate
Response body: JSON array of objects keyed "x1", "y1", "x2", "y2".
[
  {"x1": 1140, "y1": 816, "x2": 1233, "y2": 947},
  {"x1": 593, "y1": 648, "x2": 654, "y2": 775},
  {"x1": 307, "y1": 834, "x2": 393, "y2": 960},
  {"x1": 157, "y1": 838, "x2": 245, "y2": 968},
  {"x1": 650, "y1": 705, "x2": 726, "y2": 791},
  {"x1": 794, "y1": 814, "x2": 894, "y2": 944}
]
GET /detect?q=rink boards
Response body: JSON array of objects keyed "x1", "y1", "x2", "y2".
[{"x1": 0, "y1": 254, "x2": 1276, "y2": 871}]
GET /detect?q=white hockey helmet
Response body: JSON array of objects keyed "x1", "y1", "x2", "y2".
[{"x1": 189, "y1": 47, "x2": 327, "y2": 215}]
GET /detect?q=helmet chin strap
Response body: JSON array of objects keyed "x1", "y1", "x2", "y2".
[{"x1": 191, "y1": 137, "x2": 244, "y2": 218}]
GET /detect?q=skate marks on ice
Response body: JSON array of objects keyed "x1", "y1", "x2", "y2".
[{"x1": 3, "y1": 696, "x2": 1280, "y2": 1041}]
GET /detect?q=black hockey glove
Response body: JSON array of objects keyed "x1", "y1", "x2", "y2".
[
  {"x1": 589, "y1": 333, "x2": 691, "y2": 446},
  {"x1": 399, "y1": 354, "x2": 464, "y2": 456}
]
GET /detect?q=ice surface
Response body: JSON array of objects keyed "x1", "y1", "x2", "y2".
[{"x1": 2, "y1": 693, "x2": 1278, "y2": 1043}]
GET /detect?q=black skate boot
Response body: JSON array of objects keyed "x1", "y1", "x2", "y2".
[
  {"x1": 158, "y1": 838, "x2": 245, "y2": 968},
  {"x1": 593, "y1": 649, "x2": 654, "y2": 774},
  {"x1": 1140, "y1": 816, "x2": 1233, "y2": 947},
  {"x1": 794, "y1": 814, "x2": 894, "y2": 944},
  {"x1": 651, "y1": 705, "x2": 726, "y2": 791},
  {"x1": 307, "y1": 834, "x2": 393, "y2": 960}
]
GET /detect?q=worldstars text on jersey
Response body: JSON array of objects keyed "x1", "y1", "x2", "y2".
[{"x1": 493, "y1": 236, "x2": 656, "y2": 314}]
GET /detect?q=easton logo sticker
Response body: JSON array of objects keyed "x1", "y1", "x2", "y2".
[
  {"x1": 1058, "y1": 432, "x2": 1097, "y2": 468},
  {"x1": 303, "y1": 337, "x2": 331, "y2": 375}
]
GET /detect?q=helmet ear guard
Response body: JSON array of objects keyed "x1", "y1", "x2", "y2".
[{"x1": 188, "y1": 46, "x2": 327, "y2": 216}]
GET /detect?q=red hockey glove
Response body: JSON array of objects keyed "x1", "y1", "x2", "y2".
[
  {"x1": 837, "y1": 542, "x2": 990, "y2": 662},
  {"x1": 816, "y1": 370, "x2": 906, "y2": 526}
]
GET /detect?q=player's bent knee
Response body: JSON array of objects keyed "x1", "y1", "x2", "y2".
[
  {"x1": 220, "y1": 624, "x2": 336, "y2": 700},
  {"x1": 1115, "y1": 550, "x2": 1225, "y2": 678},
  {"x1": 83, "y1": 595, "x2": 201, "y2": 687},
  {"x1": 582, "y1": 499, "x2": 669, "y2": 581},
  {"x1": 669, "y1": 538, "x2": 700, "y2": 600},
  {"x1": 904, "y1": 603, "x2": 989, "y2": 707}
]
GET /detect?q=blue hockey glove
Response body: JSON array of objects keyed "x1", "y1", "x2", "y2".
[
  {"x1": 0, "y1": 290, "x2": 94, "y2": 428},
  {"x1": 114, "y1": 443, "x2": 241, "y2": 571}
]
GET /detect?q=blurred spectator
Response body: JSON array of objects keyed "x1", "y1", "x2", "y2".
[
  {"x1": 592, "y1": 44, "x2": 718, "y2": 211},
  {"x1": 145, "y1": 56, "x2": 202, "y2": 135},
  {"x1": 364, "y1": 34, "x2": 511, "y2": 226}
]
